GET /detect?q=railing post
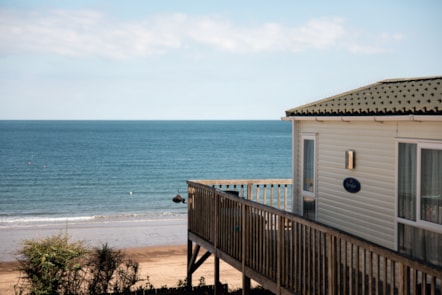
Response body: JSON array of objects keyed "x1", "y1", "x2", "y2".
[
  {"x1": 247, "y1": 183, "x2": 252, "y2": 200},
  {"x1": 214, "y1": 191, "x2": 218, "y2": 249},
  {"x1": 242, "y1": 203, "x2": 251, "y2": 295},
  {"x1": 398, "y1": 263, "x2": 404, "y2": 295},
  {"x1": 276, "y1": 215, "x2": 283, "y2": 295},
  {"x1": 328, "y1": 235, "x2": 336, "y2": 295},
  {"x1": 214, "y1": 191, "x2": 220, "y2": 295}
]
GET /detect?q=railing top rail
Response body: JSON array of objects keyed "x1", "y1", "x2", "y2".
[
  {"x1": 188, "y1": 179, "x2": 292, "y2": 186},
  {"x1": 187, "y1": 180, "x2": 442, "y2": 277}
]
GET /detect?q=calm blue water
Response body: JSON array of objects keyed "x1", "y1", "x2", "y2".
[{"x1": 0, "y1": 121, "x2": 291, "y2": 227}]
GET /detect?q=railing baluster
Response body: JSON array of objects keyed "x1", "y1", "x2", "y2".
[
  {"x1": 412, "y1": 268, "x2": 417, "y2": 295},
  {"x1": 355, "y1": 246, "x2": 360, "y2": 295},
  {"x1": 263, "y1": 184, "x2": 267, "y2": 206},
  {"x1": 391, "y1": 260, "x2": 395, "y2": 295},
  {"x1": 350, "y1": 243, "x2": 354, "y2": 295},
  {"x1": 362, "y1": 248, "x2": 366, "y2": 295},
  {"x1": 337, "y1": 238, "x2": 341, "y2": 294},
  {"x1": 322, "y1": 231, "x2": 326, "y2": 295},
  {"x1": 312, "y1": 228, "x2": 316, "y2": 294},
  {"x1": 382, "y1": 256, "x2": 387, "y2": 295},
  {"x1": 277, "y1": 184, "x2": 281, "y2": 209},
  {"x1": 375, "y1": 254, "x2": 380, "y2": 295},
  {"x1": 284, "y1": 184, "x2": 288, "y2": 211},
  {"x1": 343, "y1": 241, "x2": 347, "y2": 295}
]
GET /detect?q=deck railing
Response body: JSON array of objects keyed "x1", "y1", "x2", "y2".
[
  {"x1": 187, "y1": 180, "x2": 442, "y2": 295},
  {"x1": 190, "y1": 179, "x2": 292, "y2": 211}
]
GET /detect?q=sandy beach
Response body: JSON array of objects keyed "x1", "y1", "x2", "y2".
[
  {"x1": 0, "y1": 244, "x2": 248, "y2": 295},
  {"x1": 0, "y1": 217, "x2": 250, "y2": 294}
]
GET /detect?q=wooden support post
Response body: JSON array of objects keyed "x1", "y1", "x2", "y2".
[
  {"x1": 242, "y1": 274, "x2": 251, "y2": 295},
  {"x1": 215, "y1": 256, "x2": 220, "y2": 295},
  {"x1": 187, "y1": 240, "x2": 193, "y2": 290}
]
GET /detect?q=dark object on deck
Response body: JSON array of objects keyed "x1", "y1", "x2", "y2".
[
  {"x1": 224, "y1": 190, "x2": 239, "y2": 196},
  {"x1": 173, "y1": 194, "x2": 186, "y2": 203}
]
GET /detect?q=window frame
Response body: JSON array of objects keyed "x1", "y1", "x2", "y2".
[
  {"x1": 417, "y1": 142, "x2": 442, "y2": 229},
  {"x1": 396, "y1": 139, "x2": 442, "y2": 235},
  {"x1": 301, "y1": 133, "x2": 317, "y2": 220}
]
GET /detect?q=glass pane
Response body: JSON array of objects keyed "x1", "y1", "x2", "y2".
[
  {"x1": 398, "y1": 143, "x2": 417, "y2": 220},
  {"x1": 421, "y1": 148, "x2": 442, "y2": 225},
  {"x1": 398, "y1": 223, "x2": 442, "y2": 267},
  {"x1": 303, "y1": 197, "x2": 315, "y2": 220},
  {"x1": 303, "y1": 139, "x2": 314, "y2": 192}
]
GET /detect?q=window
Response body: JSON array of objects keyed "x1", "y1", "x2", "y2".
[
  {"x1": 398, "y1": 143, "x2": 416, "y2": 220},
  {"x1": 397, "y1": 141, "x2": 442, "y2": 266},
  {"x1": 302, "y1": 135, "x2": 316, "y2": 220},
  {"x1": 420, "y1": 147, "x2": 442, "y2": 225}
]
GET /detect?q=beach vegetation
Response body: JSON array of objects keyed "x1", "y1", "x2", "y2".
[
  {"x1": 111, "y1": 257, "x2": 140, "y2": 293},
  {"x1": 15, "y1": 235, "x2": 140, "y2": 295},
  {"x1": 88, "y1": 243, "x2": 140, "y2": 294},
  {"x1": 139, "y1": 275, "x2": 154, "y2": 291},
  {"x1": 15, "y1": 234, "x2": 89, "y2": 295},
  {"x1": 88, "y1": 243, "x2": 122, "y2": 294}
]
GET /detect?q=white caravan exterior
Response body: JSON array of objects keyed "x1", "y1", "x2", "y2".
[{"x1": 283, "y1": 76, "x2": 442, "y2": 267}]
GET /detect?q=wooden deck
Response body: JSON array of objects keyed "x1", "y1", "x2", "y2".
[{"x1": 186, "y1": 180, "x2": 442, "y2": 295}]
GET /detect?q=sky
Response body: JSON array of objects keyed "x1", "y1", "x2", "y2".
[{"x1": 0, "y1": 1, "x2": 441, "y2": 120}]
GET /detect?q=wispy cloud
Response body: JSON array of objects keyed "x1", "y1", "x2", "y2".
[{"x1": 0, "y1": 9, "x2": 403, "y2": 59}]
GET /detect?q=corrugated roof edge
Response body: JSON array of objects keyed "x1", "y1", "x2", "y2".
[
  {"x1": 285, "y1": 75, "x2": 442, "y2": 117},
  {"x1": 379, "y1": 75, "x2": 442, "y2": 83}
]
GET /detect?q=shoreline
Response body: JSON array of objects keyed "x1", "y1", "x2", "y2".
[
  {"x1": 0, "y1": 244, "x2": 247, "y2": 295},
  {"x1": 0, "y1": 216, "x2": 187, "y2": 262}
]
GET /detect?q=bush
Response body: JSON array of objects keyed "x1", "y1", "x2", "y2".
[
  {"x1": 88, "y1": 243, "x2": 123, "y2": 294},
  {"x1": 15, "y1": 235, "x2": 140, "y2": 295},
  {"x1": 113, "y1": 257, "x2": 139, "y2": 294},
  {"x1": 15, "y1": 234, "x2": 88, "y2": 295}
]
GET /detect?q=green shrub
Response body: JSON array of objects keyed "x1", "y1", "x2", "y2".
[
  {"x1": 16, "y1": 234, "x2": 88, "y2": 295},
  {"x1": 15, "y1": 235, "x2": 140, "y2": 295}
]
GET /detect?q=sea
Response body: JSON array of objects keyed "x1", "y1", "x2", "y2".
[{"x1": 0, "y1": 120, "x2": 292, "y2": 260}]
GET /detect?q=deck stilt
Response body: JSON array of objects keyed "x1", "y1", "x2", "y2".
[
  {"x1": 242, "y1": 274, "x2": 251, "y2": 295},
  {"x1": 215, "y1": 256, "x2": 220, "y2": 295},
  {"x1": 187, "y1": 241, "x2": 213, "y2": 290}
]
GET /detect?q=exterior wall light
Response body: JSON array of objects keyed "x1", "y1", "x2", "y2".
[{"x1": 345, "y1": 150, "x2": 355, "y2": 170}]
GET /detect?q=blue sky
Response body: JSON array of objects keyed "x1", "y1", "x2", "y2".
[{"x1": 0, "y1": 1, "x2": 441, "y2": 120}]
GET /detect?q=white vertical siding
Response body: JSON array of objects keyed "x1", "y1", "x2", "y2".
[{"x1": 293, "y1": 119, "x2": 442, "y2": 250}]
